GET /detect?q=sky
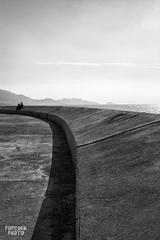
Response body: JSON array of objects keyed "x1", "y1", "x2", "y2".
[{"x1": 1, "y1": 0, "x2": 160, "y2": 104}]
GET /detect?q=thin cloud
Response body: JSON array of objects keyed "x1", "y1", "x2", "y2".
[
  {"x1": 4, "y1": 60, "x2": 160, "y2": 69},
  {"x1": 37, "y1": 61, "x2": 130, "y2": 66},
  {"x1": 35, "y1": 61, "x2": 160, "y2": 69}
]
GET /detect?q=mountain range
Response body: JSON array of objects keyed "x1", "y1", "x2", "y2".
[
  {"x1": 0, "y1": 89, "x2": 99, "y2": 106},
  {"x1": 0, "y1": 89, "x2": 160, "y2": 114}
]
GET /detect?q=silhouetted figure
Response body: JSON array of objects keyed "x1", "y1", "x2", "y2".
[
  {"x1": 16, "y1": 102, "x2": 24, "y2": 111},
  {"x1": 16, "y1": 104, "x2": 20, "y2": 110},
  {"x1": 20, "y1": 102, "x2": 23, "y2": 109}
]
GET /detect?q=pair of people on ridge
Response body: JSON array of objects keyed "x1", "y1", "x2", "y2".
[{"x1": 16, "y1": 102, "x2": 24, "y2": 110}]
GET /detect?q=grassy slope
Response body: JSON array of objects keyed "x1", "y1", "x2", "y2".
[
  {"x1": 78, "y1": 123, "x2": 160, "y2": 239},
  {"x1": 1, "y1": 106, "x2": 160, "y2": 239}
]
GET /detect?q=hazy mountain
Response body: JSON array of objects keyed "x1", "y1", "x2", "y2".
[
  {"x1": 55, "y1": 98, "x2": 98, "y2": 106},
  {"x1": 0, "y1": 89, "x2": 99, "y2": 106},
  {"x1": 1, "y1": 89, "x2": 160, "y2": 114}
]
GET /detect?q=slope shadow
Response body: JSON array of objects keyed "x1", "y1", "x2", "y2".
[{"x1": 31, "y1": 122, "x2": 76, "y2": 240}]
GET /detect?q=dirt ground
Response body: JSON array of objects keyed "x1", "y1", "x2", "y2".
[
  {"x1": 0, "y1": 114, "x2": 52, "y2": 181},
  {"x1": 0, "y1": 114, "x2": 52, "y2": 240}
]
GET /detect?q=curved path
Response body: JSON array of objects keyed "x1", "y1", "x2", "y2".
[
  {"x1": 0, "y1": 109, "x2": 77, "y2": 240},
  {"x1": 1, "y1": 106, "x2": 160, "y2": 240},
  {"x1": 32, "y1": 122, "x2": 75, "y2": 240}
]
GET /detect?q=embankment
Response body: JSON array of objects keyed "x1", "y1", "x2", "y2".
[{"x1": 1, "y1": 106, "x2": 160, "y2": 240}]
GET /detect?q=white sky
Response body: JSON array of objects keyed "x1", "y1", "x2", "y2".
[{"x1": 1, "y1": 0, "x2": 160, "y2": 104}]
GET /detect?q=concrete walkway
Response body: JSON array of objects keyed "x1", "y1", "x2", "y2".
[
  {"x1": 0, "y1": 112, "x2": 76, "y2": 240},
  {"x1": 32, "y1": 123, "x2": 76, "y2": 240}
]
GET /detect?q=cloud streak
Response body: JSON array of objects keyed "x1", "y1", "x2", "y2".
[
  {"x1": 35, "y1": 61, "x2": 160, "y2": 69},
  {"x1": 9, "y1": 59, "x2": 160, "y2": 70}
]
